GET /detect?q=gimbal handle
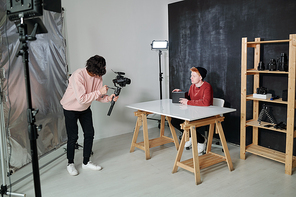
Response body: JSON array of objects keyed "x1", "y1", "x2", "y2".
[{"x1": 107, "y1": 86, "x2": 121, "y2": 116}]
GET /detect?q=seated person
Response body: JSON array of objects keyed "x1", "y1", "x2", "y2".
[{"x1": 171, "y1": 67, "x2": 213, "y2": 154}]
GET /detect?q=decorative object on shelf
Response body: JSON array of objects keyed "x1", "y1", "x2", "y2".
[
  {"x1": 254, "y1": 87, "x2": 272, "y2": 99},
  {"x1": 257, "y1": 104, "x2": 277, "y2": 125},
  {"x1": 256, "y1": 87, "x2": 268, "y2": 94},
  {"x1": 270, "y1": 95, "x2": 280, "y2": 100},
  {"x1": 277, "y1": 53, "x2": 288, "y2": 72},
  {"x1": 257, "y1": 61, "x2": 265, "y2": 70},
  {"x1": 274, "y1": 122, "x2": 286, "y2": 130},
  {"x1": 268, "y1": 59, "x2": 277, "y2": 71},
  {"x1": 282, "y1": 89, "x2": 287, "y2": 101},
  {"x1": 253, "y1": 93, "x2": 272, "y2": 99}
]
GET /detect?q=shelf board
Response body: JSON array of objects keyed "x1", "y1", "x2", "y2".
[
  {"x1": 137, "y1": 136, "x2": 174, "y2": 148},
  {"x1": 245, "y1": 119, "x2": 296, "y2": 136},
  {"x1": 246, "y1": 119, "x2": 296, "y2": 137},
  {"x1": 246, "y1": 95, "x2": 288, "y2": 104},
  {"x1": 245, "y1": 144, "x2": 296, "y2": 164},
  {"x1": 177, "y1": 152, "x2": 226, "y2": 173},
  {"x1": 246, "y1": 69, "x2": 289, "y2": 75},
  {"x1": 247, "y1": 39, "x2": 290, "y2": 45}
]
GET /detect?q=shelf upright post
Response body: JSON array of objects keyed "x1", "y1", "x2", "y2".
[
  {"x1": 285, "y1": 34, "x2": 296, "y2": 175},
  {"x1": 240, "y1": 37, "x2": 248, "y2": 160},
  {"x1": 252, "y1": 38, "x2": 261, "y2": 145}
]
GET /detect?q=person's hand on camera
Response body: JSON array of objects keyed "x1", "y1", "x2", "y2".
[
  {"x1": 179, "y1": 98, "x2": 188, "y2": 105},
  {"x1": 172, "y1": 89, "x2": 182, "y2": 92},
  {"x1": 100, "y1": 85, "x2": 108, "y2": 95},
  {"x1": 108, "y1": 94, "x2": 119, "y2": 102}
]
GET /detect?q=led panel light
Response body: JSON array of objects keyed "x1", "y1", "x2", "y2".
[{"x1": 151, "y1": 40, "x2": 168, "y2": 50}]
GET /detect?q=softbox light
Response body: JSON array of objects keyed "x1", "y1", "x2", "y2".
[
  {"x1": 7, "y1": 0, "x2": 62, "y2": 21},
  {"x1": 151, "y1": 40, "x2": 169, "y2": 50}
]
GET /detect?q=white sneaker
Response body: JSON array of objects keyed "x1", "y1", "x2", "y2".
[
  {"x1": 67, "y1": 163, "x2": 78, "y2": 176},
  {"x1": 198, "y1": 138, "x2": 207, "y2": 155},
  {"x1": 82, "y1": 161, "x2": 102, "y2": 171},
  {"x1": 185, "y1": 137, "x2": 192, "y2": 148}
]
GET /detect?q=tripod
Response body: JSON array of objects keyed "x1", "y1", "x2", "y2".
[{"x1": 258, "y1": 104, "x2": 276, "y2": 125}]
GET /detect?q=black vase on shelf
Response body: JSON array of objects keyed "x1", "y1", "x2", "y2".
[
  {"x1": 268, "y1": 59, "x2": 277, "y2": 71},
  {"x1": 277, "y1": 53, "x2": 288, "y2": 72}
]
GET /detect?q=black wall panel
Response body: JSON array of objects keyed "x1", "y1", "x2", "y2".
[{"x1": 168, "y1": 0, "x2": 296, "y2": 152}]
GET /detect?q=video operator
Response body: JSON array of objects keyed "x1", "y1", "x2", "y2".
[{"x1": 60, "y1": 55, "x2": 118, "y2": 176}]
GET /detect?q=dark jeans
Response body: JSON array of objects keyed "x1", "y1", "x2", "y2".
[
  {"x1": 63, "y1": 107, "x2": 94, "y2": 163},
  {"x1": 171, "y1": 117, "x2": 206, "y2": 143}
]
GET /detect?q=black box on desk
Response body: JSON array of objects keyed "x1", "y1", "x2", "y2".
[{"x1": 172, "y1": 92, "x2": 187, "y2": 103}]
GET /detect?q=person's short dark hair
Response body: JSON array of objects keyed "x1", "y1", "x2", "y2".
[{"x1": 86, "y1": 55, "x2": 106, "y2": 76}]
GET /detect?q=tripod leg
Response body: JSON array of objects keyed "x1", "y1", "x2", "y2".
[{"x1": 258, "y1": 108, "x2": 265, "y2": 125}]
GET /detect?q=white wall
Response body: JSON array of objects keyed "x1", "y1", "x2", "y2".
[{"x1": 61, "y1": 0, "x2": 181, "y2": 139}]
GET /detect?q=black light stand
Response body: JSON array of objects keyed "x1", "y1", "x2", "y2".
[
  {"x1": 151, "y1": 40, "x2": 168, "y2": 100},
  {"x1": 6, "y1": 1, "x2": 61, "y2": 196},
  {"x1": 0, "y1": 69, "x2": 8, "y2": 197},
  {"x1": 158, "y1": 50, "x2": 163, "y2": 100},
  {"x1": 150, "y1": 40, "x2": 168, "y2": 127},
  {"x1": 16, "y1": 17, "x2": 43, "y2": 197}
]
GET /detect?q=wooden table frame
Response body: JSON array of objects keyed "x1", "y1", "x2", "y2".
[
  {"x1": 130, "y1": 110, "x2": 180, "y2": 159},
  {"x1": 172, "y1": 115, "x2": 234, "y2": 184}
]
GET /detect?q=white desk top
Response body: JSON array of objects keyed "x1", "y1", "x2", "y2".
[{"x1": 126, "y1": 99, "x2": 236, "y2": 121}]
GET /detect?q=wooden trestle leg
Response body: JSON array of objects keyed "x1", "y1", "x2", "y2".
[
  {"x1": 130, "y1": 110, "x2": 180, "y2": 160},
  {"x1": 172, "y1": 115, "x2": 234, "y2": 184}
]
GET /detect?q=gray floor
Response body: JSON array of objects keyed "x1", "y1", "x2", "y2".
[{"x1": 4, "y1": 127, "x2": 296, "y2": 197}]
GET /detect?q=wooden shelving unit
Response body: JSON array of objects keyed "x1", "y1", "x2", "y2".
[{"x1": 240, "y1": 34, "x2": 296, "y2": 175}]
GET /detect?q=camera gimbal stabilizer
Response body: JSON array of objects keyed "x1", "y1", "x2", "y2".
[{"x1": 107, "y1": 71, "x2": 131, "y2": 116}]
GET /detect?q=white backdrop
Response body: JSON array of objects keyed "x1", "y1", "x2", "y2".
[{"x1": 61, "y1": 0, "x2": 182, "y2": 140}]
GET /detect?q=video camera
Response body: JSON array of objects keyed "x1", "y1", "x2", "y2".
[
  {"x1": 112, "y1": 71, "x2": 131, "y2": 87},
  {"x1": 107, "y1": 71, "x2": 131, "y2": 116}
]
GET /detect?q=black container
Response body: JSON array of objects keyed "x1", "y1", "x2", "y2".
[
  {"x1": 277, "y1": 53, "x2": 288, "y2": 71},
  {"x1": 268, "y1": 59, "x2": 277, "y2": 71},
  {"x1": 282, "y1": 89, "x2": 287, "y2": 101},
  {"x1": 257, "y1": 61, "x2": 265, "y2": 70}
]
